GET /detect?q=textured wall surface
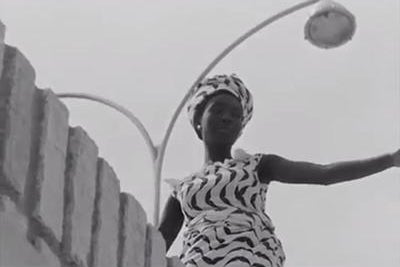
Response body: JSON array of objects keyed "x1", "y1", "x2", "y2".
[{"x1": 0, "y1": 21, "x2": 183, "y2": 267}]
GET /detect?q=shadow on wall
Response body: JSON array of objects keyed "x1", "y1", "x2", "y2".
[{"x1": 0, "y1": 20, "x2": 183, "y2": 267}]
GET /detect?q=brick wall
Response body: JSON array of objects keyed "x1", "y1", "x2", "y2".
[{"x1": 0, "y1": 21, "x2": 183, "y2": 267}]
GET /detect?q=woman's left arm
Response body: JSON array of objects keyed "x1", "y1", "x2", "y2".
[{"x1": 258, "y1": 149, "x2": 400, "y2": 185}]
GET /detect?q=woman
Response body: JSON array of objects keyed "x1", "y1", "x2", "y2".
[{"x1": 159, "y1": 74, "x2": 399, "y2": 267}]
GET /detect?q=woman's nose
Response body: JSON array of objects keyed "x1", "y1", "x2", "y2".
[{"x1": 221, "y1": 112, "x2": 233, "y2": 123}]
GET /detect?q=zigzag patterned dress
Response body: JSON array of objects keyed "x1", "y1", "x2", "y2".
[{"x1": 166, "y1": 151, "x2": 286, "y2": 267}]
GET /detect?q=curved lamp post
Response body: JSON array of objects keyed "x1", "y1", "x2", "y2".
[{"x1": 57, "y1": 0, "x2": 356, "y2": 226}]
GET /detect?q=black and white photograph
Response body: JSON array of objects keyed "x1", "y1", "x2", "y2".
[{"x1": 0, "y1": 1, "x2": 399, "y2": 267}]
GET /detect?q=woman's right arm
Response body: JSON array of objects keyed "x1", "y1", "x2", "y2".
[{"x1": 158, "y1": 195, "x2": 184, "y2": 251}]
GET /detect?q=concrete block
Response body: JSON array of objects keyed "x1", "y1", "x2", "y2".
[
  {"x1": 167, "y1": 256, "x2": 185, "y2": 267},
  {"x1": 145, "y1": 224, "x2": 167, "y2": 267},
  {"x1": 89, "y1": 158, "x2": 120, "y2": 267},
  {"x1": 0, "y1": 195, "x2": 61, "y2": 267},
  {"x1": 0, "y1": 21, "x2": 6, "y2": 76},
  {"x1": 118, "y1": 193, "x2": 147, "y2": 267},
  {"x1": 0, "y1": 21, "x2": 5, "y2": 76},
  {"x1": 62, "y1": 127, "x2": 98, "y2": 267},
  {"x1": 0, "y1": 21, "x2": 4, "y2": 40},
  {"x1": 30, "y1": 89, "x2": 69, "y2": 241},
  {"x1": 0, "y1": 45, "x2": 36, "y2": 201}
]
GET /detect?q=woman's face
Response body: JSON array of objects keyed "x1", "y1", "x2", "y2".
[{"x1": 199, "y1": 93, "x2": 243, "y2": 146}]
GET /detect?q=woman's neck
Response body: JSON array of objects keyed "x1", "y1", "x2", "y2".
[{"x1": 204, "y1": 143, "x2": 232, "y2": 164}]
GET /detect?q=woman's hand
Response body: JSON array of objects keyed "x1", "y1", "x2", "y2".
[{"x1": 391, "y1": 149, "x2": 400, "y2": 167}]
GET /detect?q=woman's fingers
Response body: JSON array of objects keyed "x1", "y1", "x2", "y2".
[{"x1": 392, "y1": 149, "x2": 400, "y2": 167}]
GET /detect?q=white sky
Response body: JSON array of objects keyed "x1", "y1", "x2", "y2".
[{"x1": 1, "y1": 1, "x2": 399, "y2": 266}]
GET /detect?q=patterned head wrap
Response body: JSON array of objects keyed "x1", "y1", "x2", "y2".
[{"x1": 187, "y1": 74, "x2": 254, "y2": 136}]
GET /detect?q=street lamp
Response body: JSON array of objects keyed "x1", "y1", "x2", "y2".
[
  {"x1": 305, "y1": 0, "x2": 356, "y2": 48},
  {"x1": 57, "y1": 0, "x2": 356, "y2": 226}
]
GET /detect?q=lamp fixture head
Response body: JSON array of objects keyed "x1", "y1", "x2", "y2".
[{"x1": 305, "y1": 0, "x2": 356, "y2": 49}]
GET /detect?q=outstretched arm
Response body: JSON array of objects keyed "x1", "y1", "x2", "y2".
[
  {"x1": 257, "y1": 149, "x2": 399, "y2": 185},
  {"x1": 158, "y1": 195, "x2": 184, "y2": 251}
]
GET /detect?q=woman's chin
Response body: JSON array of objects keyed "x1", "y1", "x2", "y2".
[{"x1": 209, "y1": 134, "x2": 237, "y2": 145}]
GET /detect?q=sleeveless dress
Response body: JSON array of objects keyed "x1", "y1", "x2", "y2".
[{"x1": 166, "y1": 150, "x2": 286, "y2": 267}]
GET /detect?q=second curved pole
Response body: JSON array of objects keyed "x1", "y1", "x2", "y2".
[
  {"x1": 154, "y1": 0, "x2": 320, "y2": 225},
  {"x1": 57, "y1": 93, "x2": 157, "y2": 162}
]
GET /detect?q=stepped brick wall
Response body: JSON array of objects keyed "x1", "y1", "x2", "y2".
[{"x1": 0, "y1": 21, "x2": 183, "y2": 267}]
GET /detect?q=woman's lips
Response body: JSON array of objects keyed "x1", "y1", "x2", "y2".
[{"x1": 216, "y1": 126, "x2": 232, "y2": 132}]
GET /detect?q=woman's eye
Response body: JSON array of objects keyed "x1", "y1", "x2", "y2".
[
  {"x1": 230, "y1": 109, "x2": 242, "y2": 119},
  {"x1": 232, "y1": 112, "x2": 241, "y2": 118},
  {"x1": 211, "y1": 107, "x2": 223, "y2": 114}
]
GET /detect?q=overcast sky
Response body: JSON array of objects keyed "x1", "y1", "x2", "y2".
[{"x1": 1, "y1": 1, "x2": 399, "y2": 266}]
